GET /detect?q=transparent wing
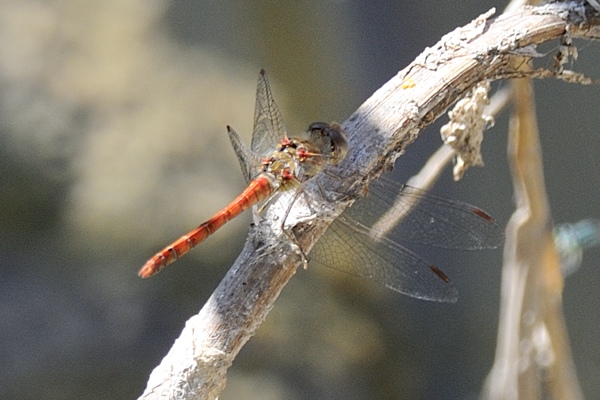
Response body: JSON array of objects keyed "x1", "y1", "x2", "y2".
[
  {"x1": 227, "y1": 125, "x2": 263, "y2": 183},
  {"x1": 310, "y1": 215, "x2": 458, "y2": 302},
  {"x1": 350, "y1": 180, "x2": 503, "y2": 250},
  {"x1": 251, "y1": 69, "x2": 287, "y2": 155}
]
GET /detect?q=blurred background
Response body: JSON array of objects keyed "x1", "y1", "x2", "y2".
[{"x1": 1, "y1": 1, "x2": 599, "y2": 399}]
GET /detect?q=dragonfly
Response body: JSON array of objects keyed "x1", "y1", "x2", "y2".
[{"x1": 139, "y1": 70, "x2": 503, "y2": 302}]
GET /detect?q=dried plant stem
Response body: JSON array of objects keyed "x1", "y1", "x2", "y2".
[{"x1": 481, "y1": 77, "x2": 583, "y2": 400}]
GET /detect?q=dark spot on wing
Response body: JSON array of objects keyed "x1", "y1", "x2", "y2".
[
  {"x1": 472, "y1": 207, "x2": 495, "y2": 223},
  {"x1": 430, "y1": 265, "x2": 451, "y2": 283}
]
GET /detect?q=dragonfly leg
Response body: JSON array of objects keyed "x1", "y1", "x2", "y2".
[{"x1": 278, "y1": 188, "x2": 313, "y2": 269}]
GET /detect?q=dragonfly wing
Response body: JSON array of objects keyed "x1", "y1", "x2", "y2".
[
  {"x1": 309, "y1": 215, "x2": 459, "y2": 303},
  {"x1": 350, "y1": 180, "x2": 503, "y2": 250},
  {"x1": 251, "y1": 70, "x2": 287, "y2": 155},
  {"x1": 227, "y1": 125, "x2": 262, "y2": 183}
]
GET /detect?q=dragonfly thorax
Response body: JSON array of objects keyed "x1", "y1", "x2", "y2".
[
  {"x1": 261, "y1": 139, "x2": 321, "y2": 185},
  {"x1": 261, "y1": 123, "x2": 348, "y2": 186}
]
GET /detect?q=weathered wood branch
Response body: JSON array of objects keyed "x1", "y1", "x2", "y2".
[{"x1": 139, "y1": 2, "x2": 600, "y2": 399}]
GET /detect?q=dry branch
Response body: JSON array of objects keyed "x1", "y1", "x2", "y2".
[{"x1": 139, "y1": 2, "x2": 600, "y2": 399}]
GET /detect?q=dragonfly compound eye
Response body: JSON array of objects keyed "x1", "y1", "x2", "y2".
[{"x1": 327, "y1": 123, "x2": 347, "y2": 165}]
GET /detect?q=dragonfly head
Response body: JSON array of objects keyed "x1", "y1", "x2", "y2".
[{"x1": 307, "y1": 122, "x2": 348, "y2": 165}]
